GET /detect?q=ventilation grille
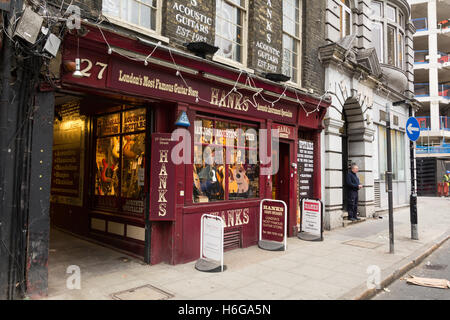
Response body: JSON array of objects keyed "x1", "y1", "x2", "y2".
[
  {"x1": 224, "y1": 228, "x2": 241, "y2": 251},
  {"x1": 374, "y1": 181, "x2": 381, "y2": 208}
]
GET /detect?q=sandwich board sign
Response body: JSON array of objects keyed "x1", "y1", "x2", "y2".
[
  {"x1": 195, "y1": 214, "x2": 225, "y2": 272},
  {"x1": 298, "y1": 198, "x2": 323, "y2": 241},
  {"x1": 258, "y1": 199, "x2": 287, "y2": 251}
]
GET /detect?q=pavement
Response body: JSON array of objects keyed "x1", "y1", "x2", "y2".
[
  {"x1": 373, "y1": 238, "x2": 450, "y2": 300},
  {"x1": 42, "y1": 197, "x2": 450, "y2": 300}
]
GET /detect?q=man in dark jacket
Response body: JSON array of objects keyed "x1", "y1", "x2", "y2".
[{"x1": 346, "y1": 163, "x2": 363, "y2": 221}]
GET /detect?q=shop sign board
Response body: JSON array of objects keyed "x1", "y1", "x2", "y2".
[
  {"x1": 61, "y1": 44, "x2": 298, "y2": 125},
  {"x1": 298, "y1": 198, "x2": 323, "y2": 241},
  {"x1": 297, "y1": 139, "x2": 314, "y2": 199},
  {"x1": 195, "y1": 214, "x2": 225, "y2": 272},
  {"x1": 149, "y1": 133, "x2": 177, "y2": 221},
  {"x1": 258, "y1": 199, "x2": 287, "y2": 251},
  {"x1": 272, "y1": 123, "x2": 295, "y2": 140}
]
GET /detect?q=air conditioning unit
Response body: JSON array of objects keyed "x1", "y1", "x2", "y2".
[{"x1": 14, "y1": 6, "x2": 43, "y2": 45}]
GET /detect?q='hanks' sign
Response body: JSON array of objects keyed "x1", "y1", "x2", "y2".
[
  {"x1": 150, "y1": 133, "x2": 177, "y2": 221},
  {"x1": 250, "y1": 0, "x2": 283, "y2": 74}
]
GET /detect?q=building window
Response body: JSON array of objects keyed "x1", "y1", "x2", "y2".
[
  {"x1": 102, "y1": 0, "x2": 158, "y2": 31},
  {"x1": 372, "y1": 21, "x2": 384, "y2": 62},
  {"x1": 215, "y1": 0, "x2": 247, "y2": 64},
  {"x1": 386, "y1": 4, "x2": 396, "y2": 22},
  {"x1": 94, "y1": 107, "x2": 147, "y2": 216},
  {"x1": 371, "y1": 1, "x2": 382, "y2": 17},
  {"x1": 370, "y1": 0, "x2": 406, "y2": 69},
  {"x1": 193, "y1": 117, "x2": 259, "y2": 203},
  {"x1": 387, "y1": 25, "x2": 396, "y2": 66},
  {"x1": 377, "y1": 125, "x2": 405, "y2": 181},
  {"x1": 398, "y1": 32, "x2": 404, "y2": 69},
  {"x1": 282, "y1": 0, "x2": 301, "y2": 84},
  {"x1": 338, "y1": 0, "x2": 352, "y2": 38}
]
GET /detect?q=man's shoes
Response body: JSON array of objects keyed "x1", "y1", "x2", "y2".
[
  {"x1": 349, "y1": 218, "x2": 356, "y2": 221},
  {"x1": 355, "y1": 217, "x2": 361, "y2": 221}
]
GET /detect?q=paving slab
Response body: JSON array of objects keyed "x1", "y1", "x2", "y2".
[{"x1": 43, "y1": 197, "x2": 450, "y2": 300}]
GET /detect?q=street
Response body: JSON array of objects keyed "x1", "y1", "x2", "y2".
[{"x1": 374, "y1": 239, "x2": 450, "y2": 300}]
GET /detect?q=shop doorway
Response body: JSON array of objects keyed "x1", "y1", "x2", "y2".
[
  {"x1": 271, "y1": 142, "x2": 291, "y2": 231},
  {"x1": 48, "y1": 93, "x2": 154, "y2": 290}
]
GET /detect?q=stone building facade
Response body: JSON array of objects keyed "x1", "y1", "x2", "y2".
[{"x1": 320, "y1": 0, "x2": 421, "y2": 229}]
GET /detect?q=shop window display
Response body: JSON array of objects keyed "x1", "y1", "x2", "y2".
[
  {"x1": 94, "y1": 107, "x2": 146, "y2": 215},
  {"x1": 193, "y1": 117, "x2": 259, "y2": 203}
]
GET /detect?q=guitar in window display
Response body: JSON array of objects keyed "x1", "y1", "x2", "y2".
[
  {"x1": 122, "y1": 134, "x2": 145, "y2": 199},
  {"x1": 96, "y1": 136, "x2": 120, "y2": 196},
  {"x1": 229, "y1": 164, "x2": 250, "y2": 197}
]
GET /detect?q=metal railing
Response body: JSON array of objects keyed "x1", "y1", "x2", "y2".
[
  {"x1": 414, "y1": 83, "x2": 430, "y2": 97},
  {"x1": 416, "y1": 143, "x2": 450, "y2": 154},
  {"x1": 414, "y1": 50, "x2": 428, "y2": 64},
  {"x1": 439, "y1": 84, "x2": 450, "y2": 99},
  {"x1": 415, "y1": 116, "x2": 450, "y2": 131},
  {"x1": 438, "y1": 52, "x2": 450, "y2": 64},
  {"x1": 412, "y1": 18, "x2": 428, "y2": 31}
]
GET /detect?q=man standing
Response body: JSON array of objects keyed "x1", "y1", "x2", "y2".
[{"x1": 346, "y1": 163, "x2": 363, "y2": 221}]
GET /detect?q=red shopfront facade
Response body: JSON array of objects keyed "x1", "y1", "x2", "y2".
[{"x1": 50, "y1": 25, "x2": 329, "y2": 265}]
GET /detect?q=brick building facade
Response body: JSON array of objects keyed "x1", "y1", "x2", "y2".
[{"x1": 0, "y1": 0, "x2": 332, "y2": 299}]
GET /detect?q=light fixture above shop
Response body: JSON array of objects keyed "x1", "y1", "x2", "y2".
[
  {"x1": 184, "y1": 42, "x2": 219, "y2": 59},
  {"x1": 72, "y1": 58, "x2": 83, "y2": 78},
  {"x1": 264, "y1": 73, "x2": 290, "y2": 82},
  {"x1": 71, "y1": 35, "x2": 84, "y2": 78}
]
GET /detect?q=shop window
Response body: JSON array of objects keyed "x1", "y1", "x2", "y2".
[
  {"x1": 94, "y1": 107, "x2": 146, "y2": 216},
  {"x1": 193, "y1": 117, "x2": 259, "y2": 203},
  {"x1": 102, "y1": 0, "x2": 159, "y2": 32},
  {"x1": 338, "y1": 0, "x2": 352, "y2": 39},
  {"x1": 282, "y1": 0, "x2": 301, "y2": 84},
  {"x1": 215, "y1": 0, "x2": 247, "y2": 64}
]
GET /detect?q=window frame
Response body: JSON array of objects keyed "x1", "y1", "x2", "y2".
[
  {"x1": 213, "y1": 0, "x2": 249, "y2": 69},
  {"x1": 282, "y1": 0, "x2": 302, "y2": 87},
  {"x1": 338, "y1": 0, "x2": 353, "y2": 39},
  {"x1": 93, "y1": 106, "x2": 148, "y2": 217},
  {"x1": 370, "y1": 0, "x2": 406, "y2": 69},
  {"x1": 377, "y1": 125, "x2": 406, "y2": 182},
  {"x1": 192, "y1": 115, "x2": 261, "y2": 204},
  {"x1": 102, "y1": 0, "x2": 169, "y2": 43}
]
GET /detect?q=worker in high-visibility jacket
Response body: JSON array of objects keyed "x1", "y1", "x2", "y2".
[
  {"x1": 444, "y1": 171, "x2": 450, "y2": 186},
  {"x1": 443, "y1": 171, "x2": 450, "y2": 196}
]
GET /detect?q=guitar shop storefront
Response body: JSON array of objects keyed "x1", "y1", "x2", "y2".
[{"x1": 50, "y1": 25, "x2": 328, "y2": 266}]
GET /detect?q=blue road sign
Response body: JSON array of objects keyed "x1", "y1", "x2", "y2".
[{"x1": 406, "y1": 117, "x2": 420, "y2": 141}]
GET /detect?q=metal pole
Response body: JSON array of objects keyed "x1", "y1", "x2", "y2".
[
  {"x1": 409, "y1": 105, "x2": 419, "y2": 240},
  {"x1": 386, "y1": 103, "x2": 394, "y2": 253}
]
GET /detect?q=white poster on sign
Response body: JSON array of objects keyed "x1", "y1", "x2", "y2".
[
  {"x1": 202, "y1": 217, "x2": 223, "y2": 262},
  {"x1": 301, "y1": 199, "x2": 322, "y2": 236}
]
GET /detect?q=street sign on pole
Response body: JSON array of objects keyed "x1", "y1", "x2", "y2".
[{"x1": 406, "y1": 117, "x2": 420, "y2": 142}]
